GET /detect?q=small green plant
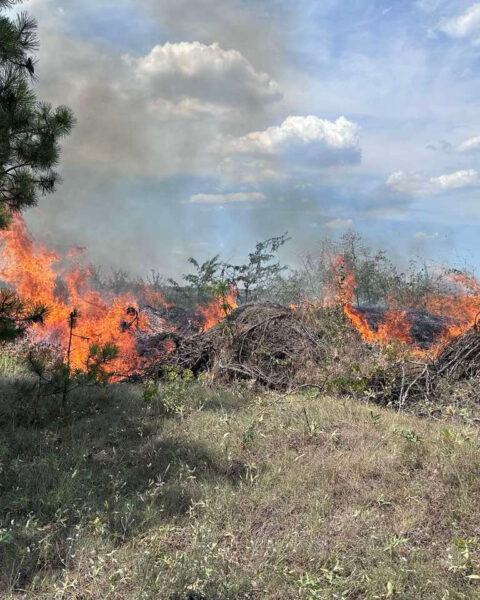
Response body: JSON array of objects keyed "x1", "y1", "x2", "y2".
[
  {"x1": 0, "y1": 290, "x2": 48, "y2": 342},
  {"x1": 24, "y1": 323, "x2": 119, "y2": 422},
  {"x1": 393, "y1": 427, "x2": 422, "y2": 444},
  {"x1": 386, "y1": 580, "x2": 397, "y2": 598},
  {"x1": 449, "y1": 537, "x2": 480, "y2": 579},
  {"x1": 383, "y1": 535, "x2": 409, "y2": 554},
  {"x1": 302, "y1": 406, "x2": 320, "y2": 436},
  {"x1": 295, "y1": 571, "x2": 324, "y2": 595},
  {"x1": 143, "y1": 367, "x2": 194, "y2": 417},
  {"x1": 242, "y1": 421, "x2": 257, "y2": 446},
  {"x1": 376, "y1": 494, "x2": 393, "y2": 508}
]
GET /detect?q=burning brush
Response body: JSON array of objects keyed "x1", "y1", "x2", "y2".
[
  {"x1": 3, "y1": 216, "x2": 480, "y2": 391},
  {"x1": 435, "y1": 311, "x2": 480, "y2": 381},
  {"x1": 0, "y1": 217, "x2": 149, "y2": 377},
  {"x1": 0, "y1": 217, "x2": 238, "y2": 379}
]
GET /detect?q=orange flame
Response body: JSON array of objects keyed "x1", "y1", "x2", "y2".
[
  {"x1": 328, "y1": 255, "x2": 412, "y2": 346},
  {"x1": 3, "y1": 218, "x2": 480, "y2": 371},
  {"x1": 140, "y1": 283, "x2": 173, "y2": 309},
  {"x1": 343, "y1": 303, "x2": 412, "y2": 346},
  {"x1": 329, "y1": 255, "x2": 480, "y2": 352},
  {"x1": 0, "y1": 217, "x2": 240, "y2": 371},
  {"x1": 0, "y1": 217, "x2": 149, "y2": 376},
  {"x1": 197, "y1": 289, "x2": 238, "y2": 331},
  {"x1": 424, "y1": 271, "x2": 480, "y2": 349}
]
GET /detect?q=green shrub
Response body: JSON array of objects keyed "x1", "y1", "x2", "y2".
[{"x1": 143, "y1": 367, "x2": 195, "y2": 417}]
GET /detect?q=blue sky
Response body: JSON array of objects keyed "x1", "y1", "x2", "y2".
[{"x1": 16, "y1": 0, "x2": 480, "y2": 275}]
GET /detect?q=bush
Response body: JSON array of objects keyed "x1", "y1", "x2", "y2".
[{"x1": 143, "y1": 367, "x2": 195, "y2": 417}]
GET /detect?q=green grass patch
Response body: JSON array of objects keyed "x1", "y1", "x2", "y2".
[{"x1": 0, "y1": 379, "x2": 479, "y2": 598}]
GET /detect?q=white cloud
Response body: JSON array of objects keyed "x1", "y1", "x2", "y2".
[
  {"x1": 386, "y1": 169, "x2": 479, "y2": 193},
  {"x1": 136, "y1": 0, "x2": 285, "y2": 80},
  {"x1": 438, "y1": 3, "x2": 480, "y2": 39},
  {"x1": 386, "y1": 171, "x2": 425, "y2": 194},
  {"x1": 189, "y1": 192, "x2": 267, "y2": 204},
  {"x1": 414, "y1": 231, "x2": 439, "y2": 239},
  {"x1": 430, "y1": 169, "x2": 478, "y2": 189},
  {"x1": 458, "y1": 135, "x2": 480, "y2": 153},
  {"x1": 33, "y1": 32, "x2": 284, "y2": 178},
  {"x1": 226, "y1": 115, "x2": 359, "y2": 158},
  {"x1": 125, "y1": 42, "x2": 282, "y2": 106},
  {"x1": 323, "y1": 218, "x2": 354, "y2": 228},
  {"x1": 217, "y1": 115, "x2": 361, "y2": 181}
]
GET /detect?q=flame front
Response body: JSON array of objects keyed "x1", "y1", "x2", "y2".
[
  {"x1": 0, "y1": 218, "x2": 239, "y2": 373},
  {"x1": 425, "y1": 271, "x2": 480, "y2": 349},
  {"x1": 2, "y1": 218, "x2": 480, "y2": 369},
  {"x1": 330, "y1": 255, "x2": 480, "y2": 352},
  {"x1": 197, "y1": 289, "x2": 238, "y2": 331},
  {"x1": 330, "y1": 255, "x2": 412, "y2": 345},
  {"x1": 0, "y1": 217, "x2": 148, "y2": 375}
]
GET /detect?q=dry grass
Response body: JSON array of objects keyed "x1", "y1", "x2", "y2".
[{"x1": 1, "y1": 379, "x2": 480, "y2": 599}]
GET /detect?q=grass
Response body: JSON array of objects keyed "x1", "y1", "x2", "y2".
[
  {"x1": 0, "y1": 347, "x2": 27, "y2": 378},
  {"x1": 0, "y1": 377, "x2": 480, "y2": 599}
]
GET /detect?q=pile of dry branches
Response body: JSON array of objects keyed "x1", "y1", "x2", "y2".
[
  {"x1": 149, "y1": 303, "x2": 336, "y2": 391},
  {"x1": 358, "y1": 360, "x2": 435, "y2": 408},
  {"x1": 361, "y1": 326, "x2": 480, "y2": 408},
  {"x1": 139, "y1": 299, "x2": 480, "y2": 406},
  {"x1": 435, "y1": 328, "x2": 480, "y2": 381}
]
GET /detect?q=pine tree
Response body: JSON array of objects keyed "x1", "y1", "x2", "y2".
[
  {"x1": 0, "y1": 289, "x2": 46, "y2": 341},
  {"x1": 0, "y1": 1, "x2": 74, "y2": 341},
  {"x1": 0, "y1": 0, "x2": 74, "y2": 228}
]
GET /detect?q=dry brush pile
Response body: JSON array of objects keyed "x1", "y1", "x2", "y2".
[
  {"x1": 139, "y1": 301, "x2": 480, "y2": 411},
  {"x1": 144, "y1": 303, "x2": 362, "y2": 392},
  {"x1": 358, "y1": 325, "x2": 480, "y2": 410},
  {"x1": 436, "y1": 328, "x2": 480, "y2": 381}
]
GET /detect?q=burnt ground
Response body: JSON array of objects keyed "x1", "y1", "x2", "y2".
[{"x1": 357, "y1": 306, "x2": 451, "y2": 347}]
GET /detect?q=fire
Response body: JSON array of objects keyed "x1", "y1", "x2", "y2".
[
  {"x1": 343, "y1": 304, "x2": 412, "y2": 346},
  {"x1": 328, "y1": 254, "x2": 480, "y2": 353},
  {"x1": 0, "y1": 217, "x2": 149, "y2": 375},
  {"x1": 3, "y1": 217, "x2": 480, "y2": 372},
  {"x1": 0, "y1": 217, "x2": 239, "y2": 374},
  {"x1": 140, "y1": 283, "x2": 173, "y2": 309},
  {"x1": 197, "y1": 289, "x2": 238, "y2": 331},
  {"x1": 328, "y1": 254, "x2": 412, "y2": 347},
  {"x1": 425, "y1": 271, "x2": 480, "y2": 347}
]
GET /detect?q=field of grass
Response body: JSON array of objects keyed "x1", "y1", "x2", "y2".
[{"x1": 0, "y1": 375, "x2": 480, "y2": 599}]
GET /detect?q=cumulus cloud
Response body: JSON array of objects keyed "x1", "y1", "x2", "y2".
[
  {"x1": 458, "y1": 135, "x2": 480, "y2": 153},
  {"x1": 385, "y1": 171, "x2": 425, "y2": 194},
  {"x1": 430, "y1": 169, "x2": 478, "y2": 189},
  {"x1": 189, "y1": 192, "x2": 267, "y2": 204},
  {"x1": 125, "y1": 42, "x2": 281, "y2": 106},
  {"x1": 386, "y1": 169, "x2": 479, "y2": 193},
  {"x1": 31, "y1": 31, "x2": 283, "y2": 178},
  {"x1": 226, "y1": 116, "x2": 359, "y2": 159},
  {"x1": 438, "y1": 3, "x2": 480, "y2": 40},
  {"x1": 136, "y1": 0, "x2": 286, "y2": 77},
  {"x1": 217, "y1": 116, "x2": 361, "y2": 181},
  {"x1": 323, "y1": 218, "x2": 354, "y2": 228},
  {"x1": 414, "y1": 231, "x2": 439, "y2": 240}
]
